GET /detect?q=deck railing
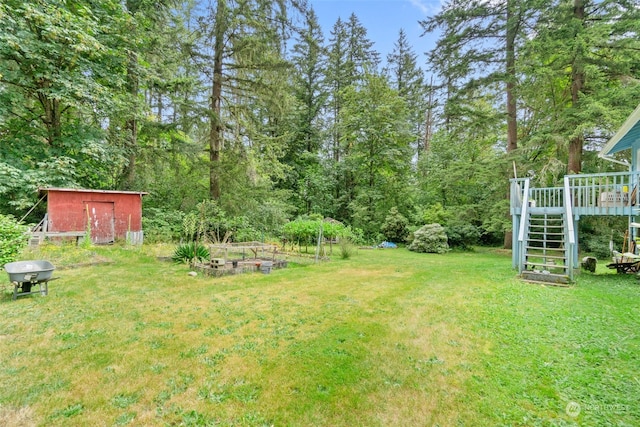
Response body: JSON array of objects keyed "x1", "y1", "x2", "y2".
[{"x1": 511, "y1": 171, "x2": 640, "y2": 213}]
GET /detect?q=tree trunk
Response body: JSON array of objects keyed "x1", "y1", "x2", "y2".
[
  {"x1": 568, "y1": 0, "x2": 585, "y2": 174},
  {"x1": 209, "y1": 0, "x2": 226, "y2": 200},
  {"x1": 37, "y1": 81, "x2": 62, "y2": 146},
  {"x1": 424, "y1": 76, "x2": 434, "y2": 153},
  {"x1": 504, "y1": 0, "x2": 518, "y2": 249},
  {"x1": 505, "y1": 0, "x2": 518, "y2": 154},
  {"x1": 122, "y1": 3, "x2": 139, "y2": 190}
]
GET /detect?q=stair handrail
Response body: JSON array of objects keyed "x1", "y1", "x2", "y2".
[
  {"x1": 518, "y1": 178, "x2": 530, "y2": 243},
  {"x1": 563, "y1": 177, "x2": 575, "y2": 245},
  {"x1": 564, "y1": 176, "x2": 575, "y2": 280},
  {"x1": 31, "y1": 214, "x2": 47, "y2": 233}
]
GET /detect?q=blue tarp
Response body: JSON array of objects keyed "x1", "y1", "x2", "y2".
[{"x1": 378, "y1": 241, "x2": 398, "y2": 248}]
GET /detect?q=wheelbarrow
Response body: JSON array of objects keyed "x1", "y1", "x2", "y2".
[{"x1": 4, "y1": 260, "x2": 57, "y2": 300}]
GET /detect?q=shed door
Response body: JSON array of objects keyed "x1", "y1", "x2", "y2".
[{"x1": 85, "y1": 202, "x2": 115, "y2": 244}]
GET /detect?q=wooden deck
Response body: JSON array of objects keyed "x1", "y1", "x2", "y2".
[
  {"x1": 510, "y1": 171, "x2": 640, "y2": 277},
  {"x1": 511, "y1": 171, "x2": 640, "y2": 216}
]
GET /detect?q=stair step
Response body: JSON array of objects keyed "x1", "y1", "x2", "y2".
[
  {"x1": 522, "y1": 208, "x2": 573, "y2": 282},
  {"x1": 529, "y1": 233, "x2": 564, "y2": 236},
  {"x1": 520, "y1": 270, "x2": 571, "y2": 285},
  {"x1": 525, "y1": 254, "x2": 567, "y2": 260},
  {"x1": 525, "y1": 261, "x2": 568, "y2": 269},
  {"x1": 521, "y1": 279, "x2": 572, "y2": 287},
  {"x1": 526, "y1": 246, "x2": 564, "y2": 256}
]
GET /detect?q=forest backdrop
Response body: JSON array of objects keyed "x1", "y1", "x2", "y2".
[{"x1": 1, "y1": 0, "x2": 639, "y2": 248}]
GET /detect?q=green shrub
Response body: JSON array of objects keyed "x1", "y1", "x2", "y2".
[
  {"x1": 579, "y1": 217, "x2": 626, "y2": 259},
  {"x1": 0, "y1": 214, "x2": 28, "y2": 266},
  {"x1": 338, "y1": 225, "x2": 365, "y2": 246},
  {"x1": 143, "y1": 208, "x2": 185, "y2": 243},
  {"x1": 445, "y1": 223, "x2": 481, "y2": 250},
  {"x1": 408, "y1": 223, "x2": 449, "y2": 254},
  {"x1": 419, "y1": 203, "x2": 451, "y2": 226},
  {"x1": 380, "y1": 207, "x2": 409, "y2": 243},
  {"x1": 581, "y1": 232, "x2": 616, "y2": 259},
  {"x1": 172, "y1": 242, "x2": 210, "y2": 264}
]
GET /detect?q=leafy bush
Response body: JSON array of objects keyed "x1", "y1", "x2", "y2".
[
  {"x1": 233, "y1": 220, "x2": 261, "y2": 242},
  {"x1": 172, "y1": 242, "x2": 210, "y2": 264},
  {"x1": 282, "y1": 218, "x2": 321, "y2": 249},
  {"x1": 183, "y1": 201, "x2": 261, "y2": 244},
  {"x1": 579, "y1": 217, "x2": 626, "y2": 259},
  {"x1": 281, "y1": 217, "x2": 365, "y2": 251},
  {"x1": 380, "y1": 207, "x2": 409, "y2": 243},
  {"x1": 143, "y1": 208, "x2": 185, "y2": 243},
  {"x1": 445, "y1": 223, "x2": 481, "y2": 250},
  {"x1": 0, "y1": 214, "x2": 28, "y2": 266},
  {"x1": 419, "y1": 203, "x2": 451, "y2": 226},
  {"x1": 408, "y1": 223, "x2": 449, "y2": 254},
  {"x1": 581, "y1": 232, "x2": 616, "y2": 259},
  {"x1": 339, "y1": 225, "x2": 365, "y2": 246}
]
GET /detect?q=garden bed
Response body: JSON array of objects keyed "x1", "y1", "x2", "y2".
[{"x1": 193, "y1": 258, "x2": 288, "y2": 277}]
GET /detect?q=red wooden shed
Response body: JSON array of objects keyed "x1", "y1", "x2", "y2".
[{"x1": 40, "y1": 188, "x2": 147, "y2": 244}]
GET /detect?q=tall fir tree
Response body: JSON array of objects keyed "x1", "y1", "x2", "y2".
[
  {"x1": 421, "y1": 0, "x2": 537, "y2": 247},
  {"x1": 340, "y1": 74, "x2": 414, "y2": 236},
  {"x1": 285, "y1": 7, "x2": 328, "y2": 214},
  {"x1": 325, "y1": 14, "x2": 380, "y2": 220},
  {"x1": 198, "y1": 0, "x2": 301, "y2": 202},
  {"x1": 385, "y1": 29, "x2": 428, "y2": 158},
  {"x1": 520, "y1": 0, "x2": 640, "y2": 174}
]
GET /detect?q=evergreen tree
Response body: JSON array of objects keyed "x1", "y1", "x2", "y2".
[
  {"x1": 117, "y1": 0, "x2": 177, "y2": 190},
  {"x1": 340, "y1": 74, "x2": 414, "y2": 237},
  {"x1": 520, "y1": 0, "x2": 640, "y2": 174},
  {"x1": 325, "y1": 14, "x2": 381, "y2": 221},
  {"x1": 420, "y1": 0, "x2": 534, "y2": 152},
  {"x1": 285, "y1": 7, "x2": 328, "y2": 214},
  {"x1": 326, "y1": 17, "x2": 348, "y2": 165},
  {"x1": 198, "y1": 0, "x2": 301, "y2": 201},
  {"x1": 133, "y1": 0, "x2": 211, "y2": 211},
  {"x1": 421, "y1": 0, "x2": 537, "y2": 248},
  {"x1": 385, "y1": 29, "x2": 428, "y2": 158}
]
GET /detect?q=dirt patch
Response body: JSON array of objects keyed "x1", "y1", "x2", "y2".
[
  {"x1": 0, "y1": 405, "x2": 36, "y2": 427},
  {"x1": 56, "y1": 259, "x2": 112, "y2": 270}
]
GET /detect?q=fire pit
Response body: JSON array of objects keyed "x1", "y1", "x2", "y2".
[{"x1": 4, "y1": 260, "x2": 57, "y2": 300}]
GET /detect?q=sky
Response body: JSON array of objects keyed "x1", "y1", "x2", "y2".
[{"x1": 309, "y1": 0, "x2": 442, "y2": 66}]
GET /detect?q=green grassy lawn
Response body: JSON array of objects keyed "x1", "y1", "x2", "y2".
[{"x1": 1, "y1": 245, "x2": 639, "y2": 426}]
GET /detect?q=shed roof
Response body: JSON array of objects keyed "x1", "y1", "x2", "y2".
[
  {"x1": 40, "y1": 187, "x2": 148, "y2": 196},
  {"x1": 599, "y1": 103, "x2": 640, "y2": 158}
]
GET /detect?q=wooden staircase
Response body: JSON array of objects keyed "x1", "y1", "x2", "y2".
[{"x1": 520, "y1": 212, "x2": 572, "y2": 285}]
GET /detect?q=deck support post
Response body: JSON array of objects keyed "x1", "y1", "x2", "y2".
[
  {"x1": 512, "y1": 214, "x2": 520, "y2": 269},
  {"x1": 572, "y1": 216, "x2": 580, "y2": 269}
]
